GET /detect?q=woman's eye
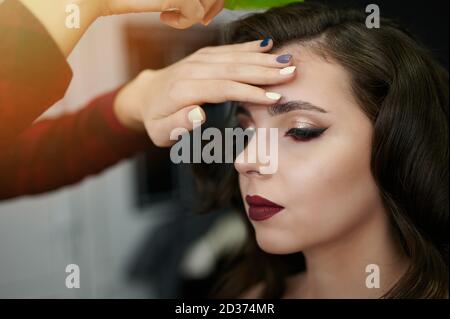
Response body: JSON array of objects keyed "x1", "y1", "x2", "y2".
[
  {"x1": 236, "y1": 122, "x2": 247, "y2": 130},
  {"x1": 285, "y1": 127, "x2": 328, "y2": 141},
  {"x1": 235, "y1": 117, "x2": 253, "y2": 130}
]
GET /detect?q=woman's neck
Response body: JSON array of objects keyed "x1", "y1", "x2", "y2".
[{"x1": 284, "y1": 206, "x2": 410, "y2": 299}]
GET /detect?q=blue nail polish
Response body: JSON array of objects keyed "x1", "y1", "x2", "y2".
[
  {"x1": 276, "y1": 54, "x2": 292, "y2": 63},
  {"x1": 260, "y1": 37, "x2": 271, "y2": 47}
]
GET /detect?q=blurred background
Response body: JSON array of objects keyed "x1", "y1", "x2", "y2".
[{"x1": 0, "y1": 0, "x2": 448, "y2": 298}]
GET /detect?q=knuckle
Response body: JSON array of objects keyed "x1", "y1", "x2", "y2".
[
  {"x1": 196, "y1": 46, "x2": 212, "y2": 54},
  {"x1": 187, "y1": 52, "x2": 203, "y2": 62},
  {"x1": 183, "y1": 61, "x2": 203, "y2": 78},
  {"x1": 174, "y1": 61, "x2": 195, "y2": 80},
  {"x1": 167, "y1": 80, "x2": 184, "y2": 103},
  {"x1": 224, "y1": 64, "x2": 239, "y2": 76},
  {"x1": 181, "y1": 61, "x2": 193, "y2": 73},
  {"x1": 221, "y1": 80, "x2": 235, "y2": 97},
  {"x1": 137, "y1": 69, "x2": 153, "y2": 81},
  {"x1": 174, "y1": 63, "x2": 190, "y2": 78}
]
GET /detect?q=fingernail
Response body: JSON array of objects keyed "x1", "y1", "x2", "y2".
[
  {"x1": 164, "y1": 7, "x2": 179, "y2": 12},
  {"x1": 280, "y1": 66, "x2": 297, "y2": 75},
  {"x1": 260, "y1": 37, "x2": 271, "y2": 47},
  {"x1": 188, "y1": 107, "x2": 204, "y2": 122},
  {"x1": 276, "y1": 54, "x2": 292, "y2": 63},
  {"x1": 265, "y1": 92, "x2": 282, "y2": 100}
]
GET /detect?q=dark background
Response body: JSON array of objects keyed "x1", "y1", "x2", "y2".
[{"x1": 317, "y1": 0, "x2": 448, "y2": 69}]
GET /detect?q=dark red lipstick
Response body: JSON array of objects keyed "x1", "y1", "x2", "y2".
[{"x1": 245, "y1": 195, "x2": 284, "y2": 221}]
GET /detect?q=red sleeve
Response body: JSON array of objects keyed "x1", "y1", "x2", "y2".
[
  {"x1": 0, "y1": 88, "x2": 153, "y2": 200},
  {"x1": 0, "y1": 0, "x2": 73, "y2": 150}
]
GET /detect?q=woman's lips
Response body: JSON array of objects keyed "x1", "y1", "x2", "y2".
[{"x1": 245, "y1": 195, "x2": 284, "y2": 221}]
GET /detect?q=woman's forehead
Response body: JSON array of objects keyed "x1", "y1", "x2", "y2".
[{"x1": 261, "y1": 47, "x2": 357, "y2": 114}]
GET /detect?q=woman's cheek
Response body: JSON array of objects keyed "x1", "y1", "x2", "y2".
[{"x1": 278, "y1": 138, "x2": 372, "y2": 247}]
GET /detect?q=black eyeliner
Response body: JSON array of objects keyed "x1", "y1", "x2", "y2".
[{"x1": 286, "y1": 127, "x2": 328, "y2": 139}]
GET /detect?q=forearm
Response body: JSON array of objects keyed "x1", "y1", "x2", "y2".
[
  {"x1": 18, "y1": 0, "x2": 225, "y2": 56},
  {"x1": 0, "y1": 0, "x2": 73, "y2": 150},
  {"x1": 0, "y1": 89, "x2": 152, "y2": 200},
  {"x1": 19, "y1": 0, "x2": 103, "y2": 56}
]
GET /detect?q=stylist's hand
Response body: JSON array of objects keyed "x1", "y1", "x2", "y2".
[
  {"x1": 103, "y1": 0, "x2": 225, "y2": 28},
  {"x1": 114, "y1": 39, "x2": 297, "y2": 147},
  {"x1": 20, "y1": 0, "x2": 224, "y2": 57}
]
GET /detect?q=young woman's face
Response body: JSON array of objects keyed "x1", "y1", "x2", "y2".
[{"x1": 234, "y1": 46, "x2": 385, "y2": 254}]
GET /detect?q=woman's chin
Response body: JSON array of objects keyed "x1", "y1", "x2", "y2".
[{"x1": 254, "y1": 230, "x2": 303, "y2": 255}]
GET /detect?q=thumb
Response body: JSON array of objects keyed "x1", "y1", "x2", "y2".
[
  {"x1": 147, "y1": 106, "x2": 206, "y2": 147},
  {"x1": 159, "y1": 0, "x2": 205, "y2": 29},
  {"x1": 160, "y1": 11, "x2": 195, "y2": 29},
  {"x1": 105, "y1": 0, "x2": 203, "y2": 16},
  {"x1": 105, "y1": 0, "x2": 166, "y2": 14}
]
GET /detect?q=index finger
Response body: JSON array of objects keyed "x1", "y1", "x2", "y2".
[
  {"x1": 199, "y1": 38, "x2": 274, "y2": 54},
  {"x1": 202, "y1": 0, "x2": 225, "y2": 25},
  {"x1": 161, "y1": 0, "x2": 205, "y2": 28}
]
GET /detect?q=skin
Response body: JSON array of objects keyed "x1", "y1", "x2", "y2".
[
  {"x1": 19, "y1": 0, "x2": 291, "y2": 149},
  {"x1": 16, "y1": 0, "x2": 409, "y2": 294},
  {"x1": 20, "y1": 0, "x2": 225, "y2": 56},
  {"x1": 234, "y1": 45, "x2": 409, "y2": 298},
  {"x1": 114, "y1": 39, "x2": 297, "y2": 147}
]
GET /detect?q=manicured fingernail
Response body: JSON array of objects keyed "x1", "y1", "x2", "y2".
[
  {"x1": 280, "y1": 66, "x2": 297, "y2": 75},
  {"x1": 265, "y1": 92, "x2": 282, "y2": 100},
  {"x1": 276, "y1": 54, "x2": 292, "y2": 63},
  {"x1": 164, "y1": 7, "x2": 179, "y2": 12},
  {"x1": 260, "y1": 37, "x2": 271, "y2": 47},
  {"x1": 188, "y1": 107, "x2": 204, "y2": 122}
]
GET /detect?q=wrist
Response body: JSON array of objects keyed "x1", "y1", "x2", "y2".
[
  {"x1": 113, "y1": 86, "x2": 146, "y2": 133},
  {"x1": 88, "y1": 0, "x2": 113, "y2": 17},
  {"x1": 19, "y1": 0, "x2": 101, "y2": 56},
  {"x1": 79, "y1": 0, "x2": 106, "y2": 18}
]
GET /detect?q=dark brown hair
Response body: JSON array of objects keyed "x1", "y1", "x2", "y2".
[{"x1": 194, "y1": 1, "x2": 449, "y2": 298}]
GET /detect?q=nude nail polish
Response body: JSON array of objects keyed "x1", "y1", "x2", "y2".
[
  {"x1": 265, "y1": 92, "x2": 282, "y2": 100},
  {"x1": 188, "y1": 107, "x2": 204, "y2": 122},
  {"x1": 280, "y1": 66, "x2": 297, "y2": 75}
]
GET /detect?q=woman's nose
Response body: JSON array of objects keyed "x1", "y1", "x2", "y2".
[{"x1": 234, "y1": 131, "x2": 272, "y2": 178}]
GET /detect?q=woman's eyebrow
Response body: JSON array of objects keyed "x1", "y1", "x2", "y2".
[
  {"x1": 234, "y1": 100, "x2": 328, "y2": 118},
  {"x1": 268, "y1": 100, "x2": 328, "y2": 116}
]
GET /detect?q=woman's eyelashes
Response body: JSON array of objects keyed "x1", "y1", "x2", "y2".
[
  {"x1": 235, "y1": 112, "x2": 328, "y2": 142},
  {"x1": 285, "y1": 127, "x2": 328, "y2": 141},
  {"x1": 235, "y1": 115, "x2": 253, "y2": 130}
]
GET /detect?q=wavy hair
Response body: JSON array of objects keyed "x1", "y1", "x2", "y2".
[{"x1": 194, "y1": 1, "x2": 448, "y2": 298}]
